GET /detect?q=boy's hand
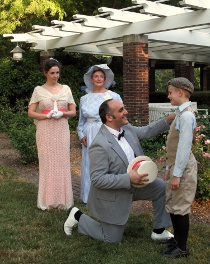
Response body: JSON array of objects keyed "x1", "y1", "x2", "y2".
[{"x1": 170, "y1": 176, "x2": 180, "y2": 190}]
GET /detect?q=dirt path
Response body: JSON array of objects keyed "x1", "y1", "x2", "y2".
[{"x1": 0, "y1": 132, "x2": 209, "y2": 225}]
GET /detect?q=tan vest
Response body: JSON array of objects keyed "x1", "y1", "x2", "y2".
[{"x1": 166, "y1": 106, "x2": 196, "y2": 167}]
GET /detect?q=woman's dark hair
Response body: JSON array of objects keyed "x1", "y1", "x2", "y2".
[
  {"x1": 43, "y1": 58, "x2": 61, "y2": 72},
  {"x1": 91, "y1": 69, "x2": 105, "y2": 78},
  {"x1": 99, "y1": 99, "x2": 113, "y2": 124}
]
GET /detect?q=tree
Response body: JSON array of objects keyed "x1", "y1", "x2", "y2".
[
  {"x1": 0, "y1": 0, "x2": 183, "y2": 35},
  {"x1": 0, "y1": 0, "x2": 66, "y2": 34}
]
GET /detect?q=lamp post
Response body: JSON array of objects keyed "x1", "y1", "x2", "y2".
[{"x1": 10, "y1": 44, "x2": 25, "y2": 61}]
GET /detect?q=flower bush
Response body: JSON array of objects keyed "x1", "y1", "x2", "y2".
[
  {"x1": 156, "y1": 115, "x2": 210, "y2": 202},
  {"x1": 193, "y1": 124, "x2": 210, "y2": 201}
]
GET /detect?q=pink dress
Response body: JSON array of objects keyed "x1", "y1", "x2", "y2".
[{"x1": 29, "y1": 85, "x2": 75, "y2": 210}]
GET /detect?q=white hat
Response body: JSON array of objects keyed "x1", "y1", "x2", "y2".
[
  {"x1": 127, "y1": 156, "x2": 158, "y2": 188},
  {"x1": 83, "y1": 64, "x2": 114, "y2": 92}
]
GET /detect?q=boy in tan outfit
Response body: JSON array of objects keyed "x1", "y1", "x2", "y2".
[{"x1": 163, "y1": 77, "x2": 197, "y2": 258}]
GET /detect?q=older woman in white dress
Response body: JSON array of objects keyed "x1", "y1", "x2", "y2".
[{"x1": 77, "y1": 64, "x2": 123, "y2": 203}]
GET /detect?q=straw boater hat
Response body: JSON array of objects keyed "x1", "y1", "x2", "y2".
[
  {"x1": 127, "y1": 156, "x2": 158, "y2": 188},
  {"x1": 83, "y1": 64, "x2": 114, "y2": 93}
]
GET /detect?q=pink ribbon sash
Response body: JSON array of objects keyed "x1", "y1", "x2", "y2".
[{"x1": 41, "y1": 108, "x2": 66, "y2": 114}]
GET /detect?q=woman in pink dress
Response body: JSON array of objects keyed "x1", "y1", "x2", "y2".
[{"x1": 28, "y1": 58, "x2": 76, "y2": 210}]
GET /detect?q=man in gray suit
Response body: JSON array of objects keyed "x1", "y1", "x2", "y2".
[{"x1": 64, "y1": 99, "x2": 175, "y2": 243}]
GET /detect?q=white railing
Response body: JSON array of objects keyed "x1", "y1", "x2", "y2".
[{"x1": 149, "y1": 102, "x2": 208, "y2": 123}]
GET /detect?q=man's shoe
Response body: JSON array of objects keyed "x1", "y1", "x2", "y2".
[
  {"x1": 151, "y1": 230, "x2": 174, "y2": 241},
  {"x1": 64, "y1": 207, "x2": 79, "y2": 236},
  {"x1": 163, "y1": 246, "x2": 189, "y2": 258}
]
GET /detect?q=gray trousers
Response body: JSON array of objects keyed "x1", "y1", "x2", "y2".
[{"x1": 78, "y1": 178, "x2": 171, "y2": 243}]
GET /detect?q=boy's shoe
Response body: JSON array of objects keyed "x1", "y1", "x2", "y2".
[
  {"x1": 151, "y1": 230, "x2": 174, "y2": 241},
  {"x1": 163, "y1": 246, "x2": 189, "y2": 258},
  {"x1": 159, "y1": 237, "x2": 177, "y2": 247},
  {"x1": 64, "y1": 207, "x2": 79, "y2": 236}
]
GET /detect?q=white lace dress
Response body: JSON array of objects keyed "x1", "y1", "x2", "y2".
[{"x1": 29, "y1": 85, "x2": 76, "y2": 210}]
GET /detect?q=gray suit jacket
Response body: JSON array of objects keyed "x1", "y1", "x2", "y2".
[{"x1": 87, "y1": 119, "x2": 169, "y2": 225}]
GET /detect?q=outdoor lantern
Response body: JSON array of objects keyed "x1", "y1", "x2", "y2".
[{"x1": 10, "y1": 44, "x2": 25, "y2": 61}]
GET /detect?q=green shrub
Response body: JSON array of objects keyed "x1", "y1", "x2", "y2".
[
  {"x1": 8, "y1": 114, "x2": 38, "y2": 164},
  {"x1": 191, "y1": 91, "x2": 210, "y2": 106},
  {"x1": 0, "y1": 52, "x2": 43, "y2": 106},
  {"x1": 197, "y1": 104, "x2": 210, "y2": 115},
  {"x1": 0, "y1": 97, "x2": 14, "y2": 133},
  {"x1": 0, "y1": 99, "x2": 38, "y2": 164},
  {"x1": 193, "y1": 118, "x2": 210, "y2": 201},
  {"x1": 155, "y1": 69, "x2": 174, "y2": 92},
  {"x1": 141, "y1": 132, "x2": 167, "y2": 159}
]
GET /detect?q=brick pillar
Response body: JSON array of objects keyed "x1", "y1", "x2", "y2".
[
  {"x1": 174, "y1": 61, "x2": 186, "y2": 77},
  {"x1": 202, "y1": 67, "x2": 207, "y2": 91},
  {"x1": 149, "y1": 60, "x2": 156, "y2": 92},
  {"x1": 185, "y1": 62, "x2": 194, "y2": 84},
  {"x1": 207, "y1": 67, "x2": 210, "y2": 91},
  {"x1": 39, "y1": 50, "x2": 55, "y2": 70},
  {"x1": 123, "y1": 35, "x2": 149, "y2": 125}
]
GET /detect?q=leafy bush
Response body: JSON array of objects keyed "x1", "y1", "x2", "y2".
[
  {"x1": 8, "y1": 113, "x2": 38, "y2": 164},
  {"x1": 193, "y1": 121, "x2": 210, "y2": 201},
  {"x1": 141, "y1": 132, "x2": 167, "y2": 159},
  {"x1": 0, "y1": 98, "x2": 38, "y2": 164},
  {"x1": 197, "y1": 104, "x2": 210, "y2": 115},
  {"x1": 0, "y1": 96, "x2": 14, "y2": 133},
  {"x1": 155, "y1": 69, "x2": 174, "y2": 92},
  {"x1": 191, "y1": 91, "x2": 210, "y2": 107},
  {"x1": 0, "y1": 52, "x2": 43, "y2": 106}
]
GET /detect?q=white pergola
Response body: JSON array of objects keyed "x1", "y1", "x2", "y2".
[{"x1": 3, "y1": 0, "x2": 210, "y2": 65}]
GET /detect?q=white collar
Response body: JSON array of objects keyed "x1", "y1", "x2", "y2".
[{"x1": 104, "y1": 124, "x2": 123, "y2": 138}]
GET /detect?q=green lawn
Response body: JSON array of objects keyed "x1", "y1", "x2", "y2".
[{"x1": 0, "y1": 165, "x2": 209, "y2": 264}]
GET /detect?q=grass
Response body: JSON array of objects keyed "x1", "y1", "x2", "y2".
[{"x1": 0, "y1": 165, "x2": 210, "y2": 264}]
